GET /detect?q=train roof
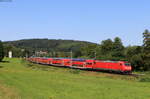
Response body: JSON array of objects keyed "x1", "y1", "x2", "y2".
[{"x1": 29, "y1": 57, "x2": 129, "y2": 63}]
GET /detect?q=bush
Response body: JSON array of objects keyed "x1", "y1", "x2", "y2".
[
  {"x1": 0, "y1": 41, "x2": 4, "y2": 62},
  {"x1": 139, "y1": 77, "x2": 150, "y2": 82}
]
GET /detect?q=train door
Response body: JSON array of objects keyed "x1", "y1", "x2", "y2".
[
  {"x1": 85, "y1": 60, "x2": 94, "y2": 69},
  {"x1": 85, "y1": 62, "x2": 92, "y2": 68},
  {"x1": 118, "y1": 62, "x2": 124, "y2": 71}
]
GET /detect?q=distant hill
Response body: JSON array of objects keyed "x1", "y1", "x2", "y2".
[{"x1": 4, "y1": 39, "x2": 97, "y2": 52}]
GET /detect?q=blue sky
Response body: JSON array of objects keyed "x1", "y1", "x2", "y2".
[{"x1": 0, "y1": 0, "x2": 150, "y2": 46}]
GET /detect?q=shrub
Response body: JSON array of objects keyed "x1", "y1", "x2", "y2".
[
  {"x1": 0, "y1": 41, "x2": 4, "y2": 62},
  {"x1": 139, "y1": 77, "x2": 150, "y2": 82}
]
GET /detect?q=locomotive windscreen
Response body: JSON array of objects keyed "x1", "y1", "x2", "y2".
[{"x1": 125, "y1": 63, "x2": 131, "y2": 66}]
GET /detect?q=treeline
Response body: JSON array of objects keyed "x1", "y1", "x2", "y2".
[
  {"x1": 80, "y1": 30, "x2": 150, "y2": 71},
  {"x1": 1, "y1": 29, "x2": 150, "y2": 71}
]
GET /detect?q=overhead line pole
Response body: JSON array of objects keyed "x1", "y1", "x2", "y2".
[
  {"x1": 95, "y1": 51, "x2": 96, "y2": 59},
  {"x1": 70, "y1": 50, "x2": 72, "y2": 66}
]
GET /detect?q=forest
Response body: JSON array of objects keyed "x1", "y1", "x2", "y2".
[{"x1": 0, "y1": 29, "x2": 150, "y2": 71}]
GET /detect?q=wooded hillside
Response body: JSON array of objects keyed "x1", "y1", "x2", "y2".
[{"x1": 3, "y1": 39, "x2": 97, "y2": 58}]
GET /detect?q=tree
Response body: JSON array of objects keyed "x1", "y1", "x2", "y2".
[
  {"x1": 3, "y1": 44, "x2": 13, "y2": 57},
  {"x1": 0, "y1": 41, "x2": 4, "y2": 61},
  {"x1": 125, "y1": 46, "x2": 143, "y2": 70},
  {"x1": 142, "y1": 29, "x2": 150, "y2": 70},
  {"x1": 112, "y1": 37, "x2": 125, "y2": 60},
  {"x1": 143, "y1": 29, "x2": 150, "y2": 53},
  {"x1": 100, "y1": 39, "x2": 113, "y2": 54},
  {"x1": 98, "y1": 39, "x2": 114, "y2": 60},
  {"x1": 98, "y1": 38, "x2": 125, "y2": 60},
  {"x1": 81, "y1": 44, "x2": 98, "y2": 58}
]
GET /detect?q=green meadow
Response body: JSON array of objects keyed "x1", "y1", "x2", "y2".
[{"x1": 0, "y1": 58, "x2": 150, "y2": 99}]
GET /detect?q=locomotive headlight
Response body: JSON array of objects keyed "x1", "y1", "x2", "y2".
[{"x1": 125, "y1": 66, "x2": 131, "y2": 70}]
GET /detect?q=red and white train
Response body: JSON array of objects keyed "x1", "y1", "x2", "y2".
[{"x1": 27, "y1": 57, "x2": 132, "y2": 74}]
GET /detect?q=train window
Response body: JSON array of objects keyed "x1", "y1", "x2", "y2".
[
  {"x1": 73, "y1": 64, "x2": 83, "y2": 67},
  {"x1": 87, "y1": 63, "x2": 92, "y2": 65}
]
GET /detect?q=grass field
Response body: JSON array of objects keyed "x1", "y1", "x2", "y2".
[{"x1": 0, "y1": 58, "x2": 150, "y2": 99}]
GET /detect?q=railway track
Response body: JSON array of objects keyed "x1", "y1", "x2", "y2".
[{"x1": 129, "y1": 73, "x2": 145, "y2": 78}]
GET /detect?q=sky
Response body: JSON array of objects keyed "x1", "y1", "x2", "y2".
[{"x1": 0, "y1": 0, "x2": 150, "y2": 46}]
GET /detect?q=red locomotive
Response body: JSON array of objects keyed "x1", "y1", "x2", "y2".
[{"x1": 28, "y1": 57, "x2": 132, "y2": 74}]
